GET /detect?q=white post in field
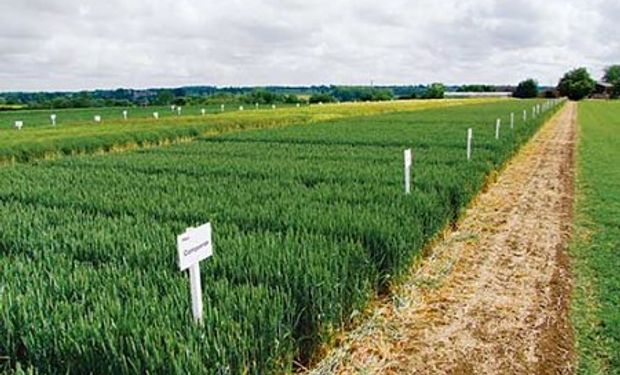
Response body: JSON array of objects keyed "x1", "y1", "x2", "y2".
[
  {"x1": 239, "y1": 105, "x2": 244, "y2": 111},
  {"x1": 201, "y1": 108, "x2": 206, "y2": 116},
  {"x1": 510, "y1": 112, "x2": 514, "y2": 129},
  {"x1": 272, "y1": 104, "x2": 276, "y2": 109},
  {"x1": 220, "y1": 104, "x2": 225, "y2": 112},
  {"x1": 177, "y1": 223, "x2": 213, "y2": 325},
  {"x1": 523, "y1": 109, "x2": 527, "y2": 122},
  {"x1": 14, "y1": 120, "x2": 23, "y2": 130},
  {"x1": 404, "y1": 149, "x2": 412, "y2": 194},
  {"x1": 153, "y1": 112, "x2": 159, "y2": 119},
  {"x1": 94, "y1": 115, "x2": 101, "y2": 123},
  {"x1": 495, "y1": 119, "x2": 501, "y2": 139},
  {"x1": 122, "y1": 110, "x2": 128, "y2": 120},
  {"x1": 255, "y1": 103, "x2": 259, "y2": 109},
  {"x1": 189, "y1": 263, "x2": 202, "y2": 323},
  {"x1": 467, "y1": 128, "x2": 473, "y2": 161},
  {"x1": 50, "y1": 114, "x2": 57, "y2": 126},
  {"x1": 177, "y1": 106, "x2": 182, "y2": 116}
]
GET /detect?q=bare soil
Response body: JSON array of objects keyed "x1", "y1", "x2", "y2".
[{"x1": 309, "y1": 103, "x2": 577, "y2": 375}]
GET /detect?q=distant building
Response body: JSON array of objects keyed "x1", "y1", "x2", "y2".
[
  {"x1": 592, "y1": 81, "x2": 614, "y2": 99},
  {"x1": 445, "y1": 91, "x2": 512, "y2": 98}
]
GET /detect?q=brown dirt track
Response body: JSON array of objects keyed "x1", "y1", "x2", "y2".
[{"x1": 309, "y1": 102, "x2": 577, "y2": 375}]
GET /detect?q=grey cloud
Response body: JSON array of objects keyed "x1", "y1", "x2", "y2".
[{"x1": 0, "y1": 0, "x2": 617, "y2": 91}]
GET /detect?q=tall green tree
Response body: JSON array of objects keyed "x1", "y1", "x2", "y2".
[
  {"x1": 603, "y1": 65, "x2": 620, "y2": 83},
  {"x1": 513, "y1": 79, "x2": 538, "y2": 98},
  {"x1": 154, "y1": 90, "x2": 174, "y2": 105},
  {"x1": 557, "y1": 67, "x2": 595, "y2": 101},
  {"x1": 603, "y1": 65, "x2": 620, "y2": 98},
  {"x1": 425, "y1": 83, "x2": 445, "y2": 99}
]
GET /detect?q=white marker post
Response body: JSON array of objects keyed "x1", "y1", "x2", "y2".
[
  {"x1": 153, "y1": 112, "x2": 159, "y2": 119},
  {"x1": 255, "y1": 103, "x2": 259, "y2": 109},
  {"x1": 296, "y1": 103, "x2": 300, "y2": 108},
  {"x1": 220, "y1": 104, "x2": 225, "y2": 112},
  {"x1": 177, "y1": 223, "x2": 213, "y2": 325},
  {"x1": 239, "y1": 105, "x2": 244, "y2": 111},
  {"x1": 523, "y1": 109, "x2": 527, "y2": 122},
  {"x1": 14, "y1": 120, "x2": 23, "y2": 130},
  {"x1": 495, "y1": 119, "x2": 501, "y2": 139},
  {"x1": 50, "y1": 114, "x2": 57, "y2": 126},
  {"x1": 94, "y1": 115, "x2": 101, "y2": 123},
  {"x1": 467, "y1": 128, "x2": 473, "y2": 161},
  {"x1": 510, "y1": 112, "x2": 514, "y2": 129},
  {"x1": 404, "y1": 149, "x2": 412, "y2": 194},
  {"x1": 532, "y1": 106, "x2": 536, "y2": 119},
  {"x1": 177, "y1": 107, "x2": 182, "y2": 116},
  {"x1": 272, "y1": 104, "x2": 276, "y2": 109},
  {"x1": 201, "y1": 108, "x2": 206, "y2": 116},
  {"x1": 171, "y1": 105, "x2": 176, "y2": 112},
  {"x1": 122, "y1": 110, "x2": 128, "y2": 121}
]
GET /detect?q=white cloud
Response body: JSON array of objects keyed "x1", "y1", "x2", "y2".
[{"x1": 0, "y1": 0, "x2": 617, "y2": 91}]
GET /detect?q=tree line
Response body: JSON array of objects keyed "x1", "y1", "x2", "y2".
[
  {"x1": 3, "y1": 66, "x2": 618, "y2": 110},
  {"x1": 514, "y1": 65, "x2": 620, "y2": 100},
  {"x1": 0, "y1": 84, "x2": 450, "y2": 110}
]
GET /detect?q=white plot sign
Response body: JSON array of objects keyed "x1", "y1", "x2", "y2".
[
  {"x1": 94, "y1": 115, "x2": 101, "y2": 123},
  {"x1": 122, "y1": 110, "x2": 128, "y2": 120},
  {"x1": 153, "y1": 112, "x2": 159, "y2": 119},
  {"x1": 50, "y1": 114, "x2": 57, "y2": 126},
  {"x1": 467, "y1": 128, "x2": 473, "y2": 161},
  {"x1": 177, "y1": 223, "x2": 213, "y2": 324},
  {"x1": 495, "y1": 118, "x2": 501, "y2": 139},
  {"x1": 14, "y1": 120, "x2": 23, "y2": 130},
  {"x1": 404, "y1": 148, "x2": 412, "y2": 194}
]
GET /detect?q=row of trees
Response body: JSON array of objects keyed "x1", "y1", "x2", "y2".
[
  {"x1": 7, "y1": 65, "x2": 620, "y2": 110},
  {"x1": 0, "y1": 84, "x2": 449, "y2": 110}
]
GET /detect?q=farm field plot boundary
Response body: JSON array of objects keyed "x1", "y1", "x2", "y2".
[
  {"x1": 0, "y1": 99, "x2": 561, "y2": 374},
  {"x1": 0, "y1": 99, "x2": 496, "y2": 165},
  {"x1": 571, "y1": 101, "x2": 620, "y2": 374}
]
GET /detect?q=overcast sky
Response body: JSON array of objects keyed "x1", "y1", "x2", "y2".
[{"x1": 1, "y1": 0, "x2": 618, "y2": 92}]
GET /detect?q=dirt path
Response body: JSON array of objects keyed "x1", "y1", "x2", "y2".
[{"x1": 310, "y1": 102, "x2": 577, "y2": 374}]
